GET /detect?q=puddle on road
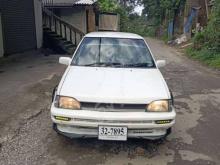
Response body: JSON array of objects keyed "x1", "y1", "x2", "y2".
[
  {"x1": 173, "y1": 91, "x2": 220, "y2": 144},
  {"x1": 179, "y1": 150, "x2": 212, "y2": 162},
  {"x1": 98, "y1": 145, "x2": 174, "y2": 165},
  {"x1": 46, "y1": 137, "x2": 175, "y2": 165},
  {"x1": 26, "y1": 73, "x2": 61, "y2": 95}
]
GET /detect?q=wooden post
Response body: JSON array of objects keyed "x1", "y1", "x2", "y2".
[
  {"x1": 64, "y1": 25, "x2": 67, "y2": 39},
  {"x1": 70, "y1": 29, "x2": 72, "y2": 42},
  {"x1": 54, "y1": 19, "x2": 57, "y2": 33},
  {"x1": 60, "y1": 22, "x2": 62, "y2": 36},
  {"x1": 75, "y1": 32, "x2": 77, "y2": 45},
  {"x1": 183, "y1": 0, "x2": 189, "y2": 34},
  {"x1": 204, "y1": 0, "x2": 209, "y2": 19},
  {"x1": 49, "y1": 16, "x2": 52, "y2": 29}
]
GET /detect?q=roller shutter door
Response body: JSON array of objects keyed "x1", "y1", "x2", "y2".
[{"x1": 1, "y1": 0, "x2": 37, "y2": 55}]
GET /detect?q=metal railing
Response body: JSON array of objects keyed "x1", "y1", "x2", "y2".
[
  {"x1": 42, "y1": 0, "x2": 54, "y2": 7},
  {"x1": 43, "y1": 8, "x2": 85, "y2": 46}
]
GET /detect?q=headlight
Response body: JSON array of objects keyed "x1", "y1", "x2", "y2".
[
  {"x1": 55, "y1": 96, "x2": 81, "y2": 110},
  {"x1": 147, "y1": 100, "x2": 170, "y2": 112}
]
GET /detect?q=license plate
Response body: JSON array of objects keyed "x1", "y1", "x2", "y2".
[{"x1": 98, "y1": 126, "x2": 127, "y2": 141}]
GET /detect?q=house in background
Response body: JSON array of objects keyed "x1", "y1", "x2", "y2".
[
  {"x1": 0, "y1": 0, "x2": 43, "y2": 57},
  {"x1": 43, "y1": 0, "x2": 120, "y2": 33},
  {"x1": 0, "y1": 0, "x2": 120, "y2": 57},
  {"x1": 43, "y1": 0, "x2": 97, "y2": 34},
  {"x1": 42, "y1": 0, "x2": 120, "y2": 54}
]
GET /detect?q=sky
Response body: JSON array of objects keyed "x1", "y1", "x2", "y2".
[{"x1": 134, "y1": 5, "x2": 144, "y2": 15}]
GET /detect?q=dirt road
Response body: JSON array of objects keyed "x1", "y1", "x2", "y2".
[{"x1": 0, "y1": 38, "x2": 220, "y2": 165}]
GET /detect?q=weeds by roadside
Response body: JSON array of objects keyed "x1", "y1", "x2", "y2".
[{"x1": 186, "y1": 48, "x2": 220, "y2": 68}]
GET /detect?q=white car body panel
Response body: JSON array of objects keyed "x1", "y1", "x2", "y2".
[
  {"x1": 85, "y1": 32, "x2": 143, "y2": 39},
  {"x1": 58, "y1": 66, "x2": 170, "y2": 104}
]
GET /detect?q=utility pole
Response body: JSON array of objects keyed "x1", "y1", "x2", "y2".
[{"x1": 204, "y1": 0, "x2": 209, "y2": 19}]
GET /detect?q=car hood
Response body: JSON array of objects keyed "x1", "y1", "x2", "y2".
[{"x1": 59, "y1": 66, "x2": 170, "y2": 104}]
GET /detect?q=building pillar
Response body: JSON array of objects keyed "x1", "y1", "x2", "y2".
[
  {"x1": 0, "y1": 13, "x2": 4, "y2": 57},
  {"x1": 34, "y1": 0, "x2": 43, "y2": 49}
]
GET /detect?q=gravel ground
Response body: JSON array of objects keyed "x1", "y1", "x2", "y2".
[{"x1": 0, "y1": 38, "x2": 220, "y2": 165}]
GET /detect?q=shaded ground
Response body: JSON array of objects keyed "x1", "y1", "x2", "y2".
[{"x1": 0, "y1": 38, "x2": 220, "y2": 165}]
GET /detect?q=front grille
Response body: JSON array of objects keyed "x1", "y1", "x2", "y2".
[
  {"x1": 60, "y1": 125, "x2": 155, "y2": 135},
  {"x1": 73, "y1": 118, "x2": 153, "y2": 124},
  {"x1": 81, "y1": 102, "x2": 146, "y2": 112},
  {"x1": 131, "y1": 129, "x2": 154, "y2": 134}
]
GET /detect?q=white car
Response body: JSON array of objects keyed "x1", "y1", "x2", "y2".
[{"x1": 51, "y1": 32, "x2": 176, "y2": 141}]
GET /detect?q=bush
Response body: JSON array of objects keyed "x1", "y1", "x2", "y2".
[
  {"x1": 193, "y1": 31, "x2": 206, "y2": 50},
  {"x1": 189, "y1": 0, "x2": 220, "y2": 68},
  {"x1": 193, "y1": 0, "x2": 220, "y2": 52},
  {"x1": 187, "y1": 48, "x2": 220, "y2": 68}
]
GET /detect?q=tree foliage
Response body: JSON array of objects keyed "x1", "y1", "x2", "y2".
[
  {"x1": 98, "y1": 0, "x2": 141, "y2": 13},
  {"x1": 188, "y1": 0, "x2": 220, "y2": 68},
  {"x1": 142, "y1": 0, "x2": 185, "y2": 25},
  {"x1": 97, "y1": 0, "x2": 145, "y2": 34},
  {"x1": 97, "y1": 0, "x2": 220, "y2": 67},
  {"x1": 194, "y1": 0, "x2": 220, "y2": 52},
  {"x1": 97, "y1": 0, "x2": 118, "y2": 12}
]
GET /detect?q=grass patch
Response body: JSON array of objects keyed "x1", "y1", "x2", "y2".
[{"x1": 186, "y1": 48, "x2": 220, "y2": 68}]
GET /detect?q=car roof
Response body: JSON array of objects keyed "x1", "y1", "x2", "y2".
[{"x1": 84, "y1": 32, "x2": 144, "y2": 39}]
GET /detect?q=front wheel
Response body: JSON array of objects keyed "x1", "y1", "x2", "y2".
[
  {"x1": 151, "y1": 128, "x2": 172, "y2": 142},
  {"x1": 162, "y1": 128, "x2": 172, "y2": 140},
  {"x1": 166, "y1": 128, "x2": 172, "y2": 136}
]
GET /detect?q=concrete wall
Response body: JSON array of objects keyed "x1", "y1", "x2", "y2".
[
  {"x1": 0, "y1": 13, "x2": 4, "y2": 57},
  {"x1": 34, "y1": 0, "x2": 43, "y2": 48},
  {"x1": 59, "y1": 7, "x2": 87, "y2": 34}
]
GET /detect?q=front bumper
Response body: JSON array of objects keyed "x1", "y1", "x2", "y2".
[{"x1": 51, "y1": 105, "x2": 176, "y2": 140}]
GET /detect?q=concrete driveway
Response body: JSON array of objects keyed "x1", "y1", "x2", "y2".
[{"x1": 0, "y1": 38, "x2": 220, "y2": 165}]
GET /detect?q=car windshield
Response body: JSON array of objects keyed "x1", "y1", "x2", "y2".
[{"x1": 71, "y1": 37, "x2": 155, "y2": 68}]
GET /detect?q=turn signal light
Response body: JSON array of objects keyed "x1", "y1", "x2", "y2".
[
  {"x1": 155, "y1": 120, "x2": 172, "y2": 124},
  {"x1": 54, "y1": 116, "x2": 71, "y2": 121}
]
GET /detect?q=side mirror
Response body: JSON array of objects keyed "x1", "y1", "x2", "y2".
[
  {"x1": 156, "y1": 60, "x2": 166, "y2": 68},
  {"x1": 59, "y1": 57, "x2": 71, "y2": 65}
]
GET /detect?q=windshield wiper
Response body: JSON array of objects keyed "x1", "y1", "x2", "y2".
[
  {"x1": 77, "y1": 62, "x2": 154, "y2": 68},
  {"x1": 124, "y1": 63, "x2": 154, "y2": 68},
  {"x1": 83, "y1": 62, "x2": 123, "y2": 67}
]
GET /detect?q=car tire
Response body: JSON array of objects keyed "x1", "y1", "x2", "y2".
[
  {"x1": 161, "y1": 128, "x2": 172, "y2": 140},
  {"x1": 53, "y1": 123, "x2": 58, "y2": 133},
  {"x1": 154, "y1": 128, "x2": 172, "y2": 142},
  {"x1": 166, "y1": 128, "x2": 172, "y2": 135}
]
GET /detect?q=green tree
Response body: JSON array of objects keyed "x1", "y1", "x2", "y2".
[
  {"x1": 97, "y1": 0, "x2": 118, "y2": 12},
  {"x1": 97, "y1": 0, "x2": 145, "y2": 33},
  {"x1": 98, "y1": 0, "x2": 141, "y2": 13},
  {"x1": 142, "y1": 0, "x2": 184, "y2": 25},
  {"x1": 187, "y1": 0, "x2": 220, "y2": 68},
  {"x1": 194, "y1": 0, "x2": 220, "y2": 51}
]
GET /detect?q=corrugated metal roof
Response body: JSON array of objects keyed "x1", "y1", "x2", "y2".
[
  {"x1": 75, "y1": 0, "x2": 96, "y2": 5},
  {"x1": 43, "y1": 0, "x2": 96, "y2": 6}
]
